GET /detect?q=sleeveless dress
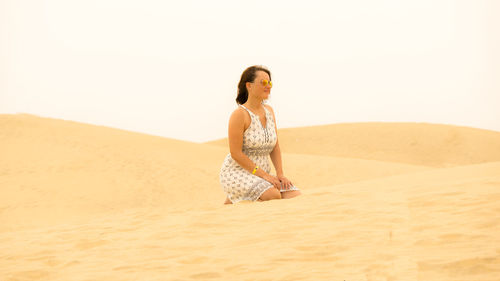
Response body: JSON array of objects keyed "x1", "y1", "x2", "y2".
[{"x1": 219, "y1": 104, "x2": 300, "y2": 203}]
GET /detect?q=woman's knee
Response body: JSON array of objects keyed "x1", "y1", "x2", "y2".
[{"x1": 259, "y1": 187, "x2": 281, "y2": 201}]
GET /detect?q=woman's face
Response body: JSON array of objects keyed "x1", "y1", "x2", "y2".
[{"x1": 248, "y1": 70, "x2": 272, "y2": 100}]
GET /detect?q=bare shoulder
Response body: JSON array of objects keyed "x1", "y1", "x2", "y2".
[
  {"x1": 229, "y1": 106, "x2": 251, "y2": 127},
  {"x1": 230, "y1": 107, "x2": 248, "y2": 120}
]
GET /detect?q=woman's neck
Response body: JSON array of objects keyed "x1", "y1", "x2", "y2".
[{"x1": 245, "y1": 96, "x2": 263, "y2": 111}]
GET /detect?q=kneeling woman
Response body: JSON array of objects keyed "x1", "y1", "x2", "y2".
[{"x1": 220, "y1": 65, "x2": 302, "y2": 204}]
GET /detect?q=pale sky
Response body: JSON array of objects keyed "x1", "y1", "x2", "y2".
[{"x1": 1, "y1": 0, "x2": 499, "y2": 142}]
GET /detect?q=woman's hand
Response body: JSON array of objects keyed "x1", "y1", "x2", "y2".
[
  {"x1": 277, "y1": 175, "x2": 293, "y2": 190},
  {"x1": 263, "y1": 174, "x2": 281, "y2": 190}
]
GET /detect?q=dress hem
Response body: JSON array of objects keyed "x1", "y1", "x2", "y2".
[
  {"x1": 227, "y1": 185, "x2": 301, "y2": 204},
  {"x1": 253, "y1": 184, "x2": 275, "y2": 202}
]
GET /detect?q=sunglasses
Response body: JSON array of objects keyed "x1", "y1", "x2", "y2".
[{"x1": 260, "y1": 79, "x2": 273, "y2": 87}]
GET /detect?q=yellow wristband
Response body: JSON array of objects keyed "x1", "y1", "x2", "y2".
[{"x1": 252, "y1": 166, "x2": 259, "y2": 175}]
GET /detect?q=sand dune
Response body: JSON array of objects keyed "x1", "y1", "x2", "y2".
[
  {"x1": 208, "y1": 122, "x2": 500, "y2": 167},
  {"x1": 1, "y1": 114, "x2": 500, "y2": 280}
]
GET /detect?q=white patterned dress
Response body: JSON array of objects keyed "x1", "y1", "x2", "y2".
[{"x1": 220, "y1": 104, "x2": 300, "y2": 203}]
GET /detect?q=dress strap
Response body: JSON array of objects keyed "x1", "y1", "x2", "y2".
[
  {"x1": 240, "y1": 104, "x2": 268, "y2": 116},
  {"x1": 239, "y1": 105, "x2": 254, "y2": 116},
  {"x1": 262, "y1": 105, "x2": 269, "y2": 115}
]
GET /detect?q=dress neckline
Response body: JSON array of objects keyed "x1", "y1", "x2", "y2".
[{"x1": 240, "y1": 104, "x2": 268, "y2": 128}]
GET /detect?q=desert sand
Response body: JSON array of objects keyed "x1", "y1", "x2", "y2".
[{"x1": 1, "y1": 114, "x2": 499, "y2": 281}]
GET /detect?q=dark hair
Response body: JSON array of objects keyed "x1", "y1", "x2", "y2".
[{"x1": 236, "y1": 65, "x2": 272, "y2": 104}]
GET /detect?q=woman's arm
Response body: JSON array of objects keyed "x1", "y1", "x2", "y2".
[
  {"x1": 270, "y1": 140, "x2": 284, "y2": 177},
  {"x1": 266, "y1": 105, "x2": 284, "y2": 176},
  {"x1": 266, "y1": 105, "x2": 293, "y2": 189}
]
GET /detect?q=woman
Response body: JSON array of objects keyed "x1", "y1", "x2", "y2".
[{"x1": 220, "y1": 65, "x2": 302, "y2": 204}]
